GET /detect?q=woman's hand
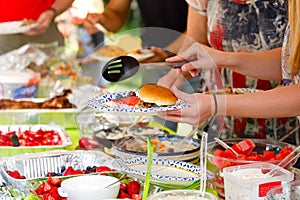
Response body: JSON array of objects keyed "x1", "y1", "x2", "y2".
[
  {"x1": 166, "y1": 43, "x2": 221, "y2": 77},
  {"x1": 157, "y1": 87, "x2": 213, "y2": 126}
]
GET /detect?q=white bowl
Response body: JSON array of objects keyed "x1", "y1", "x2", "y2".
[{"x1": 58, "y1": 175, "x2": 120, "y2": 200}]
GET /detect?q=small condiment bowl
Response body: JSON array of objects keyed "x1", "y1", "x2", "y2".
[{"x1": 58, "y1": 175, "x2": 120, "y2": 200}]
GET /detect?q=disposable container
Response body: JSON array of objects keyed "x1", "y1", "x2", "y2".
[
  {"x1": 0, "y1": 70, "x2": 38, "y2": 99},
  {"x1": 222, "y1": 162, "x2": 294, "y2": 200}
]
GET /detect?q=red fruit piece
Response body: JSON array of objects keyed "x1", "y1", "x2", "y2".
[
  {"x1": 132, "y1": 194, "x2": 142, "y2": 200},
  {"x1": 126, "y1": 181, "x2": 141, "y2": 196},
  {"x1": 231, "y1": 144, "x2": 242, "y2": 154},
  {"x1": 263, "y1": 150, "x2": 275, "y2": 161},
  {"x1": 62, "y1": 166, "x2": 75, "y2": 176},
  {"x1": 34, "y1": 182, "x2": 53, "y2": 195},
  {"x1": 237, "y1": 139, "x2": 256, "y2": 155},
  {"x1": 78, "y1": 137, "x2": 99, "y2": 150},
  {"x1": 48, "y1": 175, "x2": 62, "y2": 186},
  {"x1": 118, "y1": 190, "x2": 131, "y2": 199},
  {"x1": 120, "y1": 183, "x2": 127, "y2": 191},
  {"x1": 47, "y1": 187, "x2": 62, "y2": 200},
  {"x1": 96, "y1": 166, "x2": 112, "y2": 172},
  {"x1": 8, "y1": 170, "x2": 22, "y2": 179}
]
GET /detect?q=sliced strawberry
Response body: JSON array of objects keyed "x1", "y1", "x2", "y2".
[
  {"x1": 62, "y1": 166, "x2": 75, "y2": 176},
  {"x1": 126, "y1": 181, "x2": 141, "y2": 196},
  {"x1": 47, "y1": 175, "x2": 62, "y2": 186},
  {"x1": 34, "y1": 182, "x2": 53, "y2": 195},
  {"x1": 96, "y1": 166, "x2": 112, "y2": 173},
  {"x1": 8, "y1": 170, "x2": 22, "y2": 179},
  {"x1": 47, "y1": 187, "x2": 62, "y2": 200},
  {"x1": 132, "y1": 194, "x2": 142, "y2": 200},
  {"x1": 120, "y1": 183, "x2": 127, "y2": 191},
  {"x1": 118, "y1": 190, "x2": 131, "y2": 199}
]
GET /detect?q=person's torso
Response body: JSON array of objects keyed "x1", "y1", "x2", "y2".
[
  {"x1": 206, "y1": 0, "x2": 288, "y2": 52},
  {"x1": 0, "y1": 0, "x2": 54, "y2": 22}
]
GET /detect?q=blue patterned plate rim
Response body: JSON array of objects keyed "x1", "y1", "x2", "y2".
[
  {"x1": 114, "y1": 157, "x2": 214, "y2": 181},
  {"x1": 87, "y1": 91, "x2": 187, "y2": 115}
]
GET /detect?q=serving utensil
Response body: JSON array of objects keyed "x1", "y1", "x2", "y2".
[
  {"x1": 102, "y1": 56, "x2": 192, "y2": 82},
  {"x1": 214, "y1": 137, "x2": 239, "y2": 156},
  {"x1": 94, "y1": 23, "x2": 114, "y2": 41},
  {"x1": 267, "y1": 145, "x2": 300, "y2": 177},
  {"x1": 104, "y1": 173, "x2": 127, "y2": 188}
]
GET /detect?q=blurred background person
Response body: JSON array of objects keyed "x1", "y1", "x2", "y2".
[{"x1": 0, "y1": 0, "x2": 74, "y2": 55}]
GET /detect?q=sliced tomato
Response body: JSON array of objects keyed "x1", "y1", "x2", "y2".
[{"x1": 237, "y1": 139, "x2": 256, "y2": 155}]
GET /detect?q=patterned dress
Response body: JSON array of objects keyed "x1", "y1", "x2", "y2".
[{"x1": 190, "y1": 0, "x2": 297, "y2": 140}]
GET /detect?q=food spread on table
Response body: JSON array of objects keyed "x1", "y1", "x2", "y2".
[{"x1": 0, "y1": 32, "x2": 298, "y2": 200}]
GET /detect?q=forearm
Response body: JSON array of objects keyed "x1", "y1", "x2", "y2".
[
  {"x1": 100, "y1": 1, "x2": 131, "y2": 32},
  {"x1": 217, "y1": 84, "x2": 300, "y2": 118},
  {"x1": 220, "y1": 48, "x2": 282, "y2": 80},
  {"x1": 51, "y1": 0, "x2": 74, "y2": 16}
]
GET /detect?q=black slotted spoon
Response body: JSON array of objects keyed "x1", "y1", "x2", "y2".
[
  {"x1": 102, "y1": 55, "x2": 196, "y2": 82},
  {"x1": 102, "y1": 56, "x2": 139, "y2": 82}
]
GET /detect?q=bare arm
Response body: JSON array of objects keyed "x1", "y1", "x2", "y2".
[
  {"x1": 84, "y1": 0, "x2": 132, "y2": 34},
  {"x1": 220, "y1": 84, "x2": 300, "y2": 118},
  {"x1": 221, "y1": 47, "x2": 283, "y2": 80},
  {"x1": 51, "y1": 0, "x2": 74, "y2": 15},
  {"x1": 25, "y1": 0, "x2": 74, "y2": 35}
]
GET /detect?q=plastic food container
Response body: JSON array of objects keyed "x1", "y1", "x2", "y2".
[
  {"x1": 266, "y1": 180, "x2": 300, "y2": 200},
  {"x1": 0, "y1": 124, "x2": 72, "y2": 157},
  {"x1": 222, "y1": 162, "x2": 294, "y2": 200},
  {"x1": 206, "y1": 138, "x2": 296, "y2": 199},
  {"x1": 0, "y1": 70, "x2": 38, "y2": 99}
]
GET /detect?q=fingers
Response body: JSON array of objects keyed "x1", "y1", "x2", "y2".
[{"x1": 83, "y1": 14, "x2": 103, "y2": 34}]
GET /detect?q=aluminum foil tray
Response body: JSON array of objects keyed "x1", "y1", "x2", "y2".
[
  {"x1": 0, "y1": 124, "x2": 72, "y2": 157},
  {"x1": 0, "y1": 150, "x2": 116, "y2": 191}
]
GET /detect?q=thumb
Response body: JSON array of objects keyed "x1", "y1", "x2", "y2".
[{"x1": 171, "y1": 86, "x2": 190, "y2": 103}]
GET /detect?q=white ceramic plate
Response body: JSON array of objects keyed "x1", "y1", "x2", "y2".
[
  {"x1": 113, "y1": 157, "x2": 214, "y2": 188},
  {"x1": 0, "y1": 21, "x2": 37, "y2": 35},
  {"x1": 88, "y1": 91, "x2": 187, "y2": 116}
]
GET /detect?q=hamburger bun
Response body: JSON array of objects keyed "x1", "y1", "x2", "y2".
[{"x1": 139, "y1": 84, "x2": 178, "y2": 106}]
